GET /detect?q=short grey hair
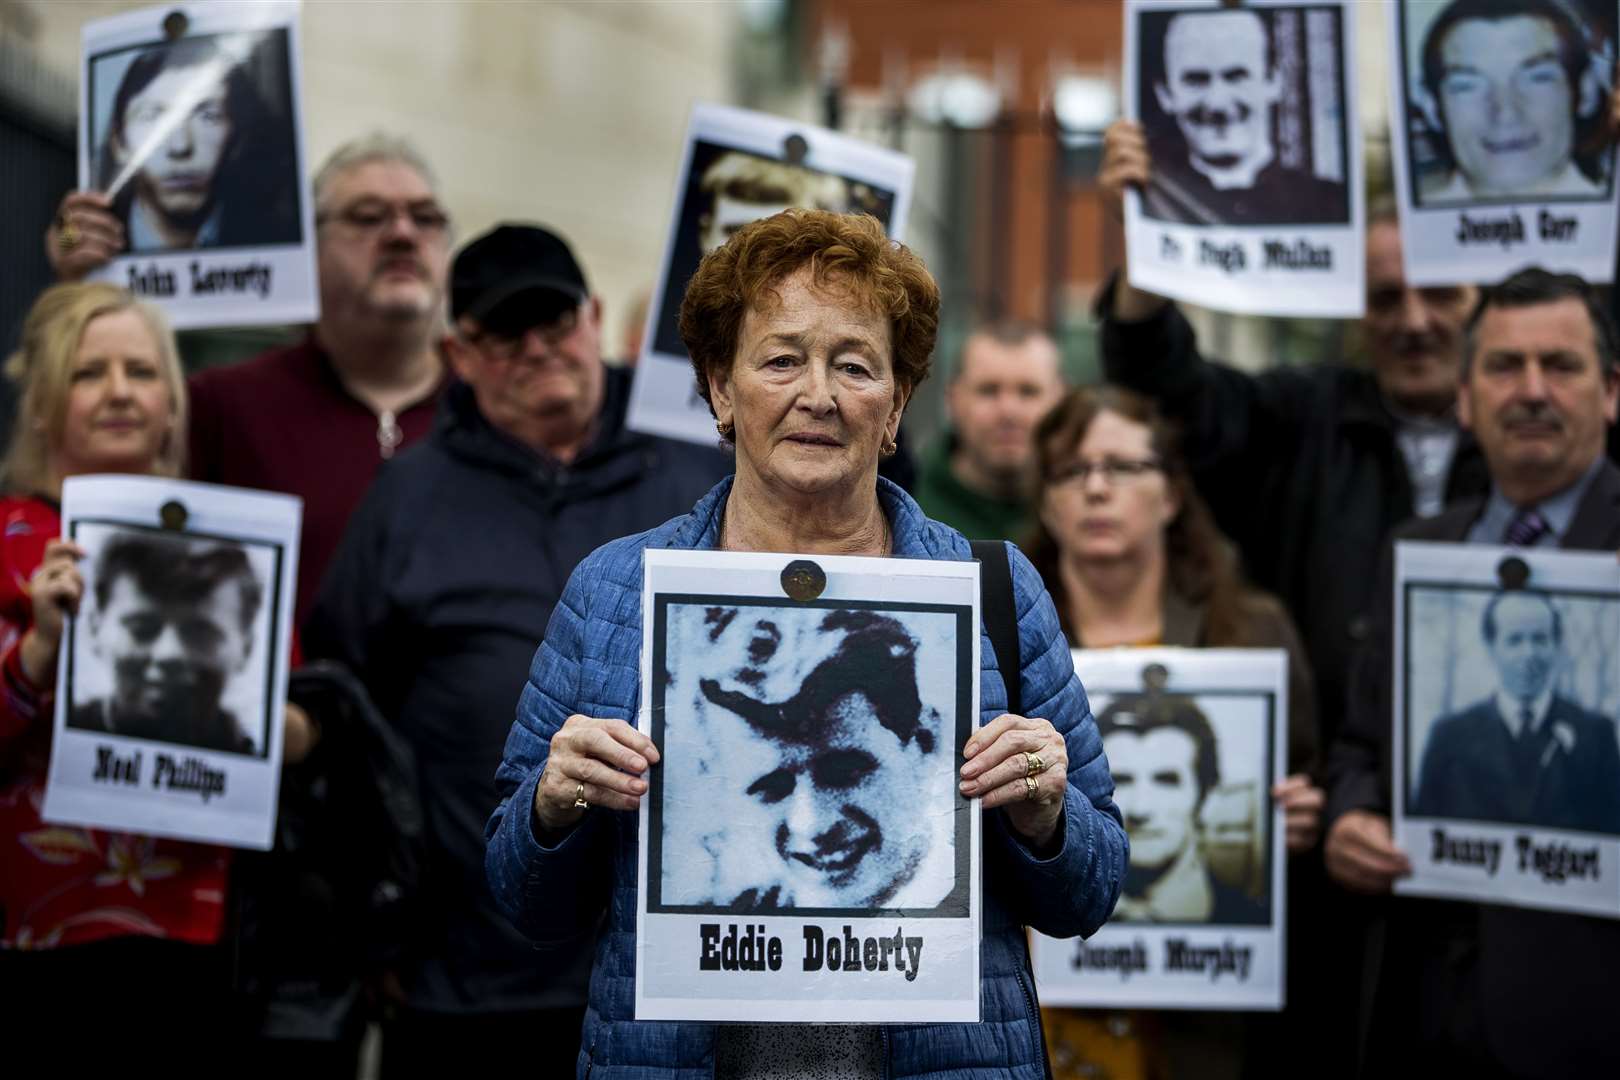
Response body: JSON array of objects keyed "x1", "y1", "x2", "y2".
[{"x1": 312, "y1": 132, "x2": 440, "y2": 213}]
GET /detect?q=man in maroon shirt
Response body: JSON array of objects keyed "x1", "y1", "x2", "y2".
[{"x1": 48, "y1": 134, "x2": 451, "y2": 628}]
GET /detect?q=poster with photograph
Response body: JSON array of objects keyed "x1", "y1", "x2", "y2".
[
  {"x1": 1393, "y1": 542, "x2": 1620, "y2": 919},
  {"x1": 1122, "y1": 0, "x2": 1365, "y2": 317},
  {"x1": 79, "y1": 1, "x2": 317, "y2": 329},
  {"x1": 42, "y1": 476, "x2": 301, "y2": 850},
  {"x1": 1031, "y1": 648, "x2": 1287, "y2": 1010},
  {"x1": 626, "y1": 104, "x2": 915, "y2": 446},
  {"x1": 1389, "y1": 0, "x2": 1620, "y2": 286},
  {"x1": 635, "y1": 548, "x2": 980, "y2": 1022}
]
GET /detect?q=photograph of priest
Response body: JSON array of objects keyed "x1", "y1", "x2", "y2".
[{"x1": 1139, "y1": 6, "x2": 1349, "y2": 226}]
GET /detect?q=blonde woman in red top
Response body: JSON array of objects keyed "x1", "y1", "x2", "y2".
[{"x1": 0, "y1": 282, "x2": 314, "y2": 1058}]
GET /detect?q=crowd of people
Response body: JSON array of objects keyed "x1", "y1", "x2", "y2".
[{"x1": 3, "y1": 15, "x2": 1620, "y2": 1080}]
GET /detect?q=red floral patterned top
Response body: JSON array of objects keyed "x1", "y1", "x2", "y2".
[{"x1": 0, "y1": 496, "x2": 230, "y2": 950}]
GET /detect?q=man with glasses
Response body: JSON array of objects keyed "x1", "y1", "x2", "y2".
[
  {"x1": 305, "y1": 222, "x2": 729, "y2": 1074},
  {"x1": 46, "y1": 134, "x2": 452, "y2": 630}
]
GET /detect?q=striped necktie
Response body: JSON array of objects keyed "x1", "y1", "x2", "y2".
[{"x1": 1502, "y1": 507, "x2": 1550, "y2": 547}]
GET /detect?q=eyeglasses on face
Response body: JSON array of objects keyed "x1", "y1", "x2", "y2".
[
  {"x1": 1048, "y1": 457, "x2": 1164, "y2": 486},
  {"x1": 472, "y1": 306, "x2": 584, "y2": 361},
  {"x1": 316, "y1": 199, "x2": 451, "y2": 237}
]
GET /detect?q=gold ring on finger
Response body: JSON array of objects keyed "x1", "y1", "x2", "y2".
[
  {"x1": 57, "y1": 219, "x2": 80, "y2": 252},
  {"x1": 1024, "y1": 750, "x2": 1047, "y2": 777},
  {"x1": 573, "y1": 782, "x2": 588, "y2": 809},
  {"x1": 1024, "y1": 775, "x2": 1038, "y2": 801}
]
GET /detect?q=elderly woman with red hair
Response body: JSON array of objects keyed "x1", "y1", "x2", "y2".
[{"x1": 487, "y1": 209, "x2": 1126, "y2": 1079}]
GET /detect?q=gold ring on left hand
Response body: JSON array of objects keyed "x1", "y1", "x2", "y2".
[
  {"x1": 1024, "y1": 775, "x2": 1038, "y2": 801},
  {"x1": 1024, "y1": 751, "x2": 1047, "y2": 777},
  {"x1": 56, "y1": 218, "x2": 80, "y2": 252},
  {"x1": 573, "y1": 783, "x2": 588, "y2": 809}
]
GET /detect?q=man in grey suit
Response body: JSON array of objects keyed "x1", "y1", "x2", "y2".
[
  {"x1": 1325, "y1": 267, "x2": 1620, "y2": 1079},
  {"x1": 1411, "y1": 589, "x2": 1620, "y2": 833}
]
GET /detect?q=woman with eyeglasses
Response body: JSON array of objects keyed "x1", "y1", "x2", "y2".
[{"x1": 1026, "y1": 385, "x2": 1324, "y2": 1080}]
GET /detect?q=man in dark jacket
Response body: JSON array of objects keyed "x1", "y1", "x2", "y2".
[
  {"x1": 305, "y1": 223, "x2": 730, "y2": 1075},
  {"x1": 1324, "y1": 268, "x2": 1620, "y2": 1078},
  {"x1": 1099, "y1": 120, "x2": 1488, "y2": 746}
]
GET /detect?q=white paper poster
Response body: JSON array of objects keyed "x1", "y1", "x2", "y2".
[
  {"x1": 636, "y1": 549, "x2": 980, "y2": 1022},
  {"x1": 43, "y1": 476, "x2": 301, "y2": 850},
  {"x1": 626, "y1": 104, "x2": 915, "y2": 447},
  {"x1": 79, "y1": 1, "x2": 318, "y2": 329},
  {"x1": 1032, "y1": 648, "x2": 1288, "y2": 1010},
  {"x1": 1388, "y1": 0, "x2": 1620, "y2": 286},
  {"x1": 1123, "y1": 0, "x2": 1366, "y2": 317},
  {"x1": 1393, "y1": 542, "x2": 1620, "y2": 918}
]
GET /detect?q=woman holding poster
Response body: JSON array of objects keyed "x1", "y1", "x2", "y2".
[
  {"x1": 487, "y1": 210, "x2": 1127, "y2": 1078},
  {"x1": 0, "y1": 283, "x2": 315, "y2": 1056},
  {"x1": 1025, "y1": 386, "x2": 1322, "y2": 1078}
]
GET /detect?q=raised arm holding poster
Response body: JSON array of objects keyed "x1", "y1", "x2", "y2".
[
  {"x1": 1389, "y1": 0, "x2": 1620, "y2": 285},
  {"x1": 1031, "y1": 648, "x2": 1287, "y2": 1010},
  {"x1": 79, "y1": 1, "x2": 317, "y2": 329},
  {"x1": 1393, "y1": 541, "x2": 1620, "y2": 918},
  {"x1": 626, "y1": 104, "x2": 915, "y2": 446},
  {"x1": 636, "y1": 548, "x2": 980, "y2": 1023},
  {"x1": 42, "y1": 476, "x2": 300, "y2": 850},
  {"x1": 1122, "y1": 0, "x2": 1365, "y2": 317}
]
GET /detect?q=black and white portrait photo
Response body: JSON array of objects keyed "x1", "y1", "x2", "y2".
[
  {"x1": 1096, "y1": 682, "x2": 1273, "y2": 927},
  {"x1": 635, "y1": 550, "x2": 980, "y2": 1023},
  {"x1": 1030, "y1": 648, "x2": 1286, "y2": 1011},
  {"x1": 1405, "y1": 584, "x2": 1620, "y2": 836},
  {"x1": 1134, "y1": 2, "x2": 1351, "y2": 226},
  {"x1": 88, "y1": 27, "x2": 301, "y2": 254},
  {"x1": 43, "y1": 475, "x2": 301, "y2": 851},
  {"x1": 1398, "y1": 0, "x2": 1618, "y2": 209},
  {"x1": 651, "y1": 600, "x2": 967, "y2": 915},
  {"x1": 647, "y1": 140, "x2": 897, "y2": 362},
  {"x1": 78, "y1": 2, "x2": 318, "y2": 331},
  {"x1": 66, "y1": 523, "x2": 279, "y2": 758}
]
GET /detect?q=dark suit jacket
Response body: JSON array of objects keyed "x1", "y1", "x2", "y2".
[
  {"x1": 1325, "y1": 459, "x2": 1620, "y2": 1079},
  {"x1": 1412, "y1": 695, "x2": 1620, "y2": 834}
]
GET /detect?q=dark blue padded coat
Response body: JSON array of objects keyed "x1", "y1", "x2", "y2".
[{"x1": 485, "y1": 476, "x2": 1127, "y2": 1079}]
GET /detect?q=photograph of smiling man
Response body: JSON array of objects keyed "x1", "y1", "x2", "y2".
[
  {"x1": 655, "y1": 600, "x2": 962, "y2": 913},
  {"x1": 1135, "y1": 2, "x2": 1350, "y2": 226},
  {"x1": 1406, "y1": 0, "x2": 1616, "y2": 207}
]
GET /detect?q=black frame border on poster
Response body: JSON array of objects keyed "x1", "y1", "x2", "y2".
[
  {"x1": 85, "y1": 24, "x2": 302, "y2": 256},
  {"x1": 1399, "y1": 576, "x2": 1620, "y2": 837},
  {"x1": 64, "y1": 515, "x2": 287, "y2": 761},
  {"x1": 646, "y1": 592, "x2": 975, "y2": 918},
  {"x1": 1134, "y1": 1, "x2": 1354, "y2": 228},
  {"x1": 1089, "y1": 684, "x2": 1280, "y2": 930},
  {"x1": 1394, "y1": 0, "x2": 1619, "y2": 211}
]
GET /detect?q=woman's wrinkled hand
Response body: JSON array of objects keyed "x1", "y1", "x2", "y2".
[
  {"x1": 959, "y1": 713, "x2": 1068, "y2": 849},
  {"x1": 533, "y1": 714, "x2": 661, "y2": 832},
  {"x1": 1271, "y1": 773, "x2": 1325, "y2": 854},
  {"x1": 46, "y1": 191, "x2": 123, "y2": 283}
]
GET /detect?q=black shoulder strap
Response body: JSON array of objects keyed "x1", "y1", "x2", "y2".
[{"x1": 971, "y1": 540, "x2": 1021, "y2": 717}]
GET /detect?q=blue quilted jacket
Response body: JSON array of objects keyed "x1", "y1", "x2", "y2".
[{"x1": 486, "y1": 476, "x2": 1126, "y2": 1079}]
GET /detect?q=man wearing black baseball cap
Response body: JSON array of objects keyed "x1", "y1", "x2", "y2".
[{"x1": 306, "y1": 223, "x2": 730, "y2": 1074}]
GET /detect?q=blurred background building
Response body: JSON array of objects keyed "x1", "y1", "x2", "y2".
[{"x1": 0, "y1": 0, "x2": 1396, "y2": 445}]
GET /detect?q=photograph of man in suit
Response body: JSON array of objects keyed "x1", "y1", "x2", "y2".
[
  {"x1": 1411, "y1": 589, "x2": 1620, "y2": 833},
  {"x1": 1324, "y1": 266, "x2": 1620, "y2": 1077}
]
